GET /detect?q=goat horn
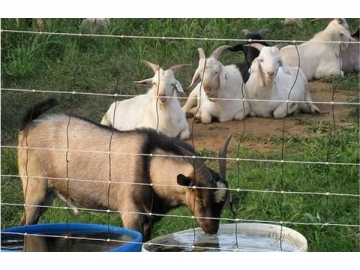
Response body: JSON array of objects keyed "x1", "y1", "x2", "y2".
[
  {"x1": 141, "y1": 60, "x2": 160, "y2": 72},
  {"x1": 258, "y1": 28, "x2": 271, "y2": 37},
  {"x1": 275, "y1": 43, "x2": 285, "y2": 50},
  {"x1": 168, "y1": 64, "x2": 192, "y2": 74},
  {"x1": 210, "y1": 45, "x2": 232, "y2": 60},
  {"x1": 351, "y1": 27, "x2": 359, "y2": 39},
  {"x1": 311, "y1": 18, "x2": 334, "y2": 22},
  {"x1": 244, "y1": 43, "x2": 265, "y2": 51},
  {"x1": 174, "y1": 143, "x2": 208, "y2": 177},
  {"x1": 241, "y1": 29, "x2": 252, "y2": 37},
  {"x1": 197, "y1": 47, "x2": 206, "y2": 60},
  {"x1": 218, "y1": 135, "x2": 235, "y2": 215},
  {"x1": 218, "y1": 135, "x2": 232, "y2": 182},
  {"x1": 336, "y1": 18, "x2": 347, "y2": 25}
]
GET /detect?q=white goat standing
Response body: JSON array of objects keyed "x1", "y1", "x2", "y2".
[
  {"x1": 182, "y1": 45, "x2": 250, "y2": 124},
  {"x1": 101, "y1": 60, "x2": 191, "y2": 140},
  {"x1": 279, "y1": 18, "x2": 354, "y2": 81},
  {"x1": 245, "y1": 43, "x2": 321, "y2": 118}
]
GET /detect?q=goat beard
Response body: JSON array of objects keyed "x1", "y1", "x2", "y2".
[
  {"x1": 159, "y1": 101, "x2": 167, "y2": 111},
  {"x1": 259, "y1": 73, "x2": 274, "y2": 88},
  {"x1": 206, "y1": 91, "x2": 218, "y2": 99}
]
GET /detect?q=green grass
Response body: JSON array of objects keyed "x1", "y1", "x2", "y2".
[{"x1": 1, "y1": 18, "x2": 359, "y2": 252}]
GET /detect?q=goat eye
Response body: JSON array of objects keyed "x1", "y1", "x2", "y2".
[{"x1": 196, "y1": 200, "x2": 206, "y2": 208}]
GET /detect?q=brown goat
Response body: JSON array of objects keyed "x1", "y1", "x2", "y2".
[{"x1": 17, "y1": 98, "x2": 232, "y2": 242}]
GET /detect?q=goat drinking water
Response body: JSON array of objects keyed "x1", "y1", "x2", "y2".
[{"x1": 17, "y1": 98, "x2": 232, "y2": 242}]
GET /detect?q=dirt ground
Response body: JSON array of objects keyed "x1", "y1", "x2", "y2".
[{"x1": 184, "y1": 81, "x2": 358, "y2": 153}]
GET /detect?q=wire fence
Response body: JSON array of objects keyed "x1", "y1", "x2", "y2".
[{"x1": 1, "y1": 21, "x2": 359, "y2": 252}]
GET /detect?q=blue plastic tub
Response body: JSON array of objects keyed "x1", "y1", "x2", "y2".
[{"x1": 1, "y1": 223, "x2": 142, "y2": 252}]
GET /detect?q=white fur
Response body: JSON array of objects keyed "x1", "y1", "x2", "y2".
[
  {"x1": 182, "y1": 45, "x2": 250, "y2": 124},
  {"x1": 101, "y1": 60, "x2": 190, "y2": 140},
  {"x1": 280, "y1": 18, "x2": 354, "y2": 80},
  {"x1": 81, "y1": 18, "x2": 110, "y2": 34},
  {"x1": 246, "y1": 45, "x2": 321, "y2": 118},
  {"x1": 341, "y1": 27, "x2": 359, "y2": 74}
]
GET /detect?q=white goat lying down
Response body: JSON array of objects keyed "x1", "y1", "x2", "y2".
[
  {"x1": 182, "y1": 45, "x2": 250, "y2": 124},
  {"x1": 101, "y1": 60, "x2": 191, "y2": 140},
  {"x1": 245, "y1": 43, "x2": 321, "y2": 118},
  {"x1": 279, "y1": 18, "x2": 353, "y2": 81},
  {"x1": 341, "y1": 26, "x2": 359, "y2": 74}
]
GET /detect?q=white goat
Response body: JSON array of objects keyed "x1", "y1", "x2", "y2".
[
  {"x1": 283, "y1": 18, "x2": 303, "y2": 28},
  {"x1": 341, "y1": 27, "x2": 359, "y2": 74},
  {"x1": 81, "y1": 18, "x2": 110, "y2": 34},
  {"x1": 101, "y1": 60, "x2": 191, "y2": 140},
  {"x1": 245, "y1": 43, "x2": 321, "y2": 118},
  {"x1": 182, "y1": 45, "x2": 250, "y2": 124},
  {"x1": 280, "y1": 18, "x2": 354, "y2": 81}
]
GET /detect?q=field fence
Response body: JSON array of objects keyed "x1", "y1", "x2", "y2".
[{"x1": 1, "y1": 26, "x2": 359, "y2": 252}]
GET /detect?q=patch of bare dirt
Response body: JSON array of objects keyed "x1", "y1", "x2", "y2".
[{"x1": 184, "y1": 81, "x2": 358, "y2": 153}]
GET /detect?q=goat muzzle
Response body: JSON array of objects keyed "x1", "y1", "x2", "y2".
[
  {"x1": 199, "y1": 219, "x2": 220, "y2": 235},
  {"x1": 266, "y1": 72, "x2": 275, "y2": 80},
  {"x1": 204, "y1": 86, "x2": 216, "y2": 98},
  {"x1": 158, "y1": 95, "x2": 167, "y2": 104}
]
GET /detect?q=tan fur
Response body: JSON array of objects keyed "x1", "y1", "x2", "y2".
[
  {"x1": 18, "y1": 109, "x2": 231, "y2": 242},
  {"x1": 19, "y1": 115, "x2": 147, "y2": 226}
]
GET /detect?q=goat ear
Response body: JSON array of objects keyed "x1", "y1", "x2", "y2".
[
  {"x1": 219, "y1": 66, "x2": 227, "y2": 91},
  {"x1": 133, "y1": 78, "x2": 153, "y2": 86},
  {"x1": 187, "y1": 70, "x2": 201, "y2": 90},
  {"x1": 249, "y1": 59, "x2": 259, "y2": 73},
  {"x1": 174, "y1": 80, "x2": 184, "y2": 93},
  {"x1": 177, "y1": 174, "x2": 193, "y2": 187},
  {"x1": 275, "y1": 43, "x2": 285, "y2": 50},
  {"x1": 280, "y1": 59, "x2": 291, "y2": 75},
  {"x1": 339, "y1": 31, "x2": 352, "y2": 51}
]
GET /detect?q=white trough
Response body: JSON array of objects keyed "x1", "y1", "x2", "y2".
[{"x1": 142, "y1": 223, "x2": 308, "y2": 252}]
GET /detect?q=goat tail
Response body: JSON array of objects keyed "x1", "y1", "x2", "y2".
[{"x1": 20, "y1": 97, "x2": 59, "y2": 131}]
